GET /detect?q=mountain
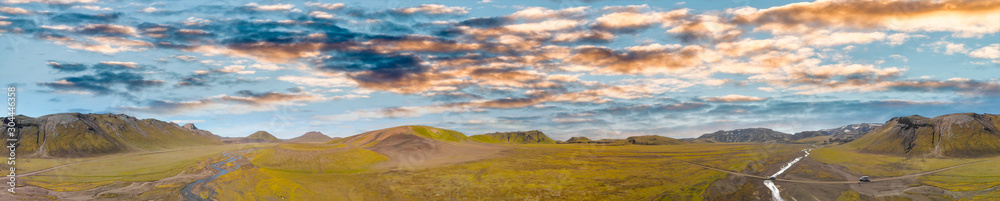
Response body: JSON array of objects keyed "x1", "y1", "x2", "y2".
[
  {"x1": 792, "y1": 123, "x2": 883, "y2": 144},
  {"x1": 627, "y1": 135, "x2": 689, "y2": 145},
  {"x1": 328, "y1": 125, "x2": 501, "y2": 169},
  {"x1": 287, "y1": 131, "x2": 335, "y2": 143},
  {"x1": 847, "y1": 113, "x2": 1000, "y2": 157},
  {"x1": 697, "y1": 128, "x2": 791, "y2": 143},
  {"x1": 245, "y1": 131, "x2": 281, "y2": 142},
  {"x1": 565, "y1": 137, "x2": 592, "y2": 143},
  {"x1": 470, "y1": 130, "x2": 556, "y2": 144},
  {"x1": 0, "y1": 113, "x2": 221, "y2": 157}
]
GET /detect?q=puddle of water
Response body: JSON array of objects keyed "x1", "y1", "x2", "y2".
[{"x1": 764, "y1": 148, "x2": 813, "y2": 201}]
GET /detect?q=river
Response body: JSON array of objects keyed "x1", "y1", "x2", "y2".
[
  {"x1": 180, "y1": 152, "x2": 242, "y2": 201},
  {"x1": 763, "y1": 148, "x2": 813, "y2": 201}
]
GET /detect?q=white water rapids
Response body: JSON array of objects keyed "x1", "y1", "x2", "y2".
[{"x1": 763, "y1": 148, "x2": 812, "y2": 201}]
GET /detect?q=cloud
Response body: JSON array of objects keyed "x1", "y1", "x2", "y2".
[
  {"x1": 96, "y1": 61, "x2": 139, "y2": 69},
  {"x1": 733, "y1": 0, "x2": 1000, "y2": 37},
  {"x1": 46, "y1": 61, "x2": 87, "y2": 72},
  {"x1": 305, "y1": 2, "x2": 345, "y2": 10},
  {"x1": 76, "y1": 24, "x2": 138, "y2": 37},
  {"x1": 702, "y1": 94, "x2": 766, "y2": 102},
  {"x1": 277, "y1": 75, "x2": 355, "y2": 88},
  {"x1": 508, "y1": 6, "x2": 588, "y2": 20},
  {"x1": 4, "y1": 0, "x2": 97, "y2": 4},
  {"x1": 566, "y1": 44, "x2": 707, "y2": 74},
  {"x1": 968, "y1": 44, "x2": 1000, "y2": 63},
  {"x1": 592, "y1": 9, "x2": 688, "y2": 32},
  {"x1": 42, "y1": 36, "x2": 153, "y2": 54},
  {"x1": 243, "y1": 3, "x2": 295, "y2": 11},
  {"x1": 394, "y1": 4, "x2": 468, "y2": 15},
  {"x1": 121, "y1": 91, "x2": 327, "y2": 115},
  {"x1": 38, "y1": 71, "x2": 166, "y2": 95},
  {"x1": 0, "y1": 7, "x2": 30, "y2": 15}
]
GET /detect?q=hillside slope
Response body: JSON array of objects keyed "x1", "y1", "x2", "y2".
[
  {"x1": 847, "y1": 113, "x2": 1000, "y2": 157},
  {"x1": 697, "y1": 128, "x2": 791, "y2": 143},
  {"x1": 287, "y1": 131, "x2": 335, "y2": 143},
  {"x1": 470, "y1": 130, "x2": 556, "y2": 144},
  {"x1": 0, "y1": 113, "x2": 221, "y2": 157},
  {"x1": 627, "y1": 135, "x2": 689, "y2": 145},
  {"x1": 246, "y1": 131, "x2": 282, "y2": 142}
]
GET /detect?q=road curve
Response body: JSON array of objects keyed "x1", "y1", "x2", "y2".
[{"x1": 653, "y1": 154, "x2": 997, "y2": 184}]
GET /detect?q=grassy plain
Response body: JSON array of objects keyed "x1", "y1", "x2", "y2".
[
  {"x1": 23, "y1": 143, "x2": 276, "y2": 191},
  {"x1": 211, "y1": 143, "x2": 804, "y2": 200},
  {"x1": 810, "y1": 145, "x2": 983, "y2": 177},
  {"x1": 917, "y1": 156, "x2": 1000, "y2": 192}
]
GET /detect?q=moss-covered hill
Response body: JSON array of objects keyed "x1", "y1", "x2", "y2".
[
  {"x1": 287, "y1": 131, "x2": 335, "y2": 143},
  {"x1": 626, "y1": 135, "x2": 689, "y2": 145},
  {"x1": 847, "y1": 113, "x2": 1000, "y2": 157},
  {"x1": 1, "y1": 113, "x2": 221, "y2": 158},
  {"x1": 470, "y1": 130, "x2": 556, "y2": 144},
  {"x1": 331, "y1": 125, "x2": 472, "y2": 147},
  {"x1": 246, "y1": 131, "x2": 282, "y2": 142}
]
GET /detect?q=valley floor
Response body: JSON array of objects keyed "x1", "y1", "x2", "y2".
[{"x1": 3, "y1": 143, "x2": 999, "y2": 200}]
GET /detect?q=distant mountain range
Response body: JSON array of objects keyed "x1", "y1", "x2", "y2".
[
  {"x1": 791, "y1": 123, "x2": 883, "y2": 144},
  {"x1": 1, "y1": 113, "x2": 220, "y2": 157},
  {"x1": 696, "y1": 128, "x2": 791, "y2": 143}
]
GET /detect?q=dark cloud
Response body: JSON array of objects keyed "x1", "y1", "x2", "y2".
[
  {"x1": 49, "y1": 12, "x2": 121, "y2": 24},
  {"x1": 38, "y1": 71, "x2": 165, "y2": 95},
  {"x1": 46, "y1": 61, "x2": 87, "y2": 72}
]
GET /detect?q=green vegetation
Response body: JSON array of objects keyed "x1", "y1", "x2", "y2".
[
  {"x1": 918, "y1": 155, "x2": 1000, "y2": 191},
  {"x1": 409, "y1": 125, "x2": 469, "y2": 142},
  {"x1": 848, "y1": 113, "x2": 1000, "y2": 157},
  {"x1": 246, "y1": 131, "x2": 282, "y2": 142},
  {"x1": 210, "y1": 143, "x2": 803, "y2": 200},
  {"x1": 811, "y1": 146, "x2": 982, "y2": 177},
  {"x1": 4, "y1": 113, "x2": 221, "y2": 157},
  {"x1": 250, "y1": 146, "x2": 389, "y2": 173},
  {"x1": 24, "y1": 143, "x2": 276, "y2": 191},
  {"x1": 626, "y1": 135, "x2": 689, "y2": 145},
  {"x1": 565, "y1": 136, "x2": 591, "y2": 143},
  {"x1": 470, "y1": 130, "x2": 556, "y2": 144}
]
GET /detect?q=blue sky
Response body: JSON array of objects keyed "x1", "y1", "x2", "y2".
[{"x1": 1, "y1": 0, "x2": 998, "y2": 140}]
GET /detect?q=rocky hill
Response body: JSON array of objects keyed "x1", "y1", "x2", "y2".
[
  {"x1": 697, "y1": 128, "x2": 791, "y2": 143},
  {"x1": 287, "y1": 131, "x2": 336, "y2": 143},
  {"x1": 470, "y1": 130, "x2": 556, "y2": 144},
  {"x1": 0, "y1": 113, "x2": 221, "y2": 157},
  {"x1": 847, "y1": 113, "x2": 1000, "y2": 157}
]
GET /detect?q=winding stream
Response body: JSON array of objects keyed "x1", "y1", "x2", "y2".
[
  {"x1": 181, "y1": 152, "x2": 242, "y2": 201},
  {"x1": 763, "y1": 148, "x2": 812, "y2": 201}
]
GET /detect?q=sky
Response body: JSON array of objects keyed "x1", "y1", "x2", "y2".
[{"x1": 1, "y1": 0, "x2": 998, "y2": 140}]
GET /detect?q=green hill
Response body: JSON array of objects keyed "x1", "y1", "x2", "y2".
[
  {"x1": 847, "y1": 113, "x2": 1000, "y2": 157},
  {"x1": 287, "y1": 131, "x2": 335, "y2": 143},
  {"x1": 566, "y1": 137, "x2": 592, "y2": 144},
  {"x1": 0, "y1": 113, "x2": 221, "y2": 158},
  {"x1": 470, "y1": 130, "x2": 556, "y2": 144},
  {"x1": 247, "y1": 131, "x2": 282, "y2": 142},
  {"x1": 626, "y1": 135, "x2": 689, "y2": 145},
  {"x1": 333, "y1": 125, "x2": 472, "y2": 147}
]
